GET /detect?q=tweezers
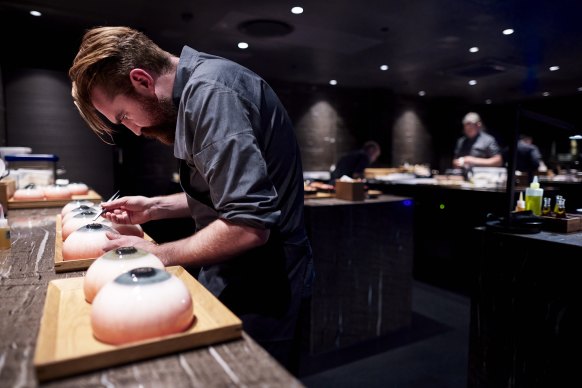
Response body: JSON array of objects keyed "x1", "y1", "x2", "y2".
[{"x1": 92, "y1": 190, "x2": 121, "y2": 221}]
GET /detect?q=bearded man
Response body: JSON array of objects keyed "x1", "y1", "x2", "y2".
[{"x1": 69, "y1": 26, "x2": 313, "y2": 373}]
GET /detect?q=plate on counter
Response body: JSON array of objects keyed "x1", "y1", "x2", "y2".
[
  {"x1": 8, "y1": 190, "x2": 102, "y2": 209},
  {"x1": 367, "y1": 190, "x2": 383, "y2": 199},
  {"x1": 34, "y1": 265, "x2": 243, "y2": 382}
]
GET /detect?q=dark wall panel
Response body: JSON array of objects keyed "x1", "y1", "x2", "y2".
[
  {"x1": 5, "y1": 69, "x2": 114, "y2": 197},
  {"x1": 274, "y1": 82, "x2": 395, "y2": 173}
]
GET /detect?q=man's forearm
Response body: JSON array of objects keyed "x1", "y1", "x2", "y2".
[
  {"x1": 151, "y1": 192, "x2": 191, "y2": 220},
  {"x1": 465, "y1": 154, "x2": 503, "y2": 167},
  {"x1": 152, "y1": 218, "x2": 270, "y2": 267}
]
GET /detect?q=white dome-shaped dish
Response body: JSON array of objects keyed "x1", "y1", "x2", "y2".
[
  {"x1": 91, "y1": 267, "x2": 194, "y2": 345},
  {"x1": 83, "y1": 246, "x2": 165, "y2": 303},
  {"x1": 62, "y1": 223, "x2": 116, "y2": 261}
]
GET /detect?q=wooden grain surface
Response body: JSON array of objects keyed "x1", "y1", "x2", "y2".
[
  {"x1": 0, "y1": 207, "x2": 303, "y2": 387},
  {"x1": 34, "y1": 266, "x2": 243, "y2": 382},
  {"x1": 8, "y1": 190, "x2": 103, "y2": 209}
]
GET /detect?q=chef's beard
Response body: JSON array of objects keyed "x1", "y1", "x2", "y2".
[{"x1": 137, "y1": 94, "x2": 178, "y2": 146}]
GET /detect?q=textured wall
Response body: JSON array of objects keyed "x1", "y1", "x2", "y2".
[
  {"x1": 4, "y1": 69, "x2": 114, "y2": 197},
  {"x1": 392, "y1": 107, "x2": 433, "y2": 166},
  {"x1": 0, "y1": 66, "x2": 5, "y2": 146},
  {"x1": 274, "y1": 83, "x2": 396, "y2": 173}
]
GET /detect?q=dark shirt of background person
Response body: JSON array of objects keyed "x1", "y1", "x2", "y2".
[
  {"x1": 452, "y1": 112, "x2": 503, "y2": 168},
  {"x1": 330, "y1": 141, "x2": 381, "y2": 180},
  {"x1": 514, "y1": 135, "x2": 544, "y2": 183}
]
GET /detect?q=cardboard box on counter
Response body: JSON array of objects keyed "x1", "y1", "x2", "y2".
[
  {"x1": 0, "y1": 178, "x2": 16, "y2": 212},
  {"x1": 335, "y1": 180, "x2": 366, "y2": 201}
]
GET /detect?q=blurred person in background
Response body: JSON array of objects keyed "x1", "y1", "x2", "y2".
[
  {"x1": 330, "y1": 140, "x2": 381, "y2": 180},
  {"x1": 452, "y1": 112, "x2": 503, "y2": 168}
]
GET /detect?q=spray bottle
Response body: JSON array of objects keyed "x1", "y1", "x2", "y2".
[
  {"x1": 0, "y1": 204, "x2": 10, "y2": 249},
  {"x1": 525, "y1": 176, "x2": 543, "y2": 216}
]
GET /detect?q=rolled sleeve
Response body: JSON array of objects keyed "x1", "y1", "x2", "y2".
[{"x1": 189, "y1": 88, "x2": 280, "y2": 229}]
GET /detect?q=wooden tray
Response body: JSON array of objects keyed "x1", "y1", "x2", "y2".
[
  {"x1": 54, "y1": 215, "x2": 155, "y2": 273},
  {"x1": 8, "y1": 190, "x2": 102, "y2": 209},
  {"x1": 34, "y1": 265, "x2": 243, "y2": 382},
  {"x1": 541, "y1": 214, "x2": 582, "y2": 233}
]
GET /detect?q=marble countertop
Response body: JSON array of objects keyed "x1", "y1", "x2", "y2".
[{"x1": 0, "y1": 207, "x2": 303, "y2": 387}]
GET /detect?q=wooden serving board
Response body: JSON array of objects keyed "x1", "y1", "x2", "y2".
[
  {"x1": 34, "y1": 265, "x2": 243, "y2": 382},
  {"x1": 8, "y1": 190, "x2": 102, "y2": 209},
  {"x1": 54, "y1": 215, "x2": 155, "y2": 273},
  {"x1": 541, "y1": 214, "x2": 582, "y2": 233}
]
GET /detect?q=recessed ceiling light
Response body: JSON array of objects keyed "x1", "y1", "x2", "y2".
[
  {"x1": 418, "y1": 91, "x2": 426, "y2": 96},
  {"x1": 237, "y1": 42, "x2": 249, "y2": 49},
  {"x1": 485, "y1": 99, "x2": 492, "y2": 104},
  {"x1": 380, "y1": 65, "x2": 389, "y2": 71},
  {"x1": 30, "y1": 10, "x2": 42, "y2": 17},
  {"x1": 329, "y1": 80, "x2": 338, "y2": 86},
  {"x1": 469, "y1": 47, "x2": 479, "y2": 53},
  {"x1": 468, "y1": 80, "x2": 477, "y2": 86},
  {"x1": 543, "y1": 92, "x2": 550, "y2": 96},
  {"x1": 502, "y1": 28, "x2": 514, "y2": 35},
  {"x1": 549, "y1": 66, "x2": 560, "y2": 71},
  {"x1": 291, "y1": 6, "x2": 304, "y2": 14}
]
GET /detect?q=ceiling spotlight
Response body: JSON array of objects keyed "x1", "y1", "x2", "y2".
[
  {"x1": 380, "y1": 65, "x2": 389, "y2": 71},
  {"x1": 502, "y1": 28, "x2": 514, "y2": 35},
  {"x1": 30, "y1": 10, "x2": 42, "y2": 17},
  {"x1": 549, "y1": 66, "x2": 560, "y2": 71},
  {"x1": 237, "y1": 42, "x2": 249, "y2": 49},
  {"x1": 542, "y1": 92, "x2": 550, "y2": 96},
  {"x1": 485, "y1": 99, "x2": 492, "y2": 104},
  {"x1": 468, "y1": 80, "x2": 477, "y2": 86},
  {"x1": 469, "y1": 47, "x2": 479, "y2": 53},
  {"x1": 418, "y1": 91, "x2": 426, "y2": 96},
  {"x1": 291, "y1": 6, "x2": 304, "y2": 14},
  {"x1": 329, "y1": 80, "x2": 338, "y2": 86}
]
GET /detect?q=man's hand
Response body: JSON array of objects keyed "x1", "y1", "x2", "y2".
[
  {"x1": 103, "y1": 232, "x2": 161, "y2": 258},
  {"x1": 453, "y1": 157, "x2": 465, "y2": 168},
  {"x1": 101, "y1": 196, "x2": 155, "y2": 225}
]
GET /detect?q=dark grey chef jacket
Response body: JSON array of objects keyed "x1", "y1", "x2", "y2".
[
  {"x1": 172, "y1": 46, "x2": 313, "y2": 342},
  {"x1": 453, "y1": 130, "x2": 501, "y2": 159}
]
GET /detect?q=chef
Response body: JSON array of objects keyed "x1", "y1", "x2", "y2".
[{"x1": 69, "y1": 26, "x2": 313, "y2": 373}]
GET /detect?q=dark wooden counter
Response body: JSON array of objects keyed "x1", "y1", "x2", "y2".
[
  {"x1": 468, "y1": 227, "x2": 582, "y2": 388},
  {"x1": 0, "y1": 208, "x2": 303, "y2": 387},
  {"x1": 303, "y1": 195, "x2": 414, "y2": 355},
  {"x1": 367, "y1": 179, "x2": 576, "y2": 294}
]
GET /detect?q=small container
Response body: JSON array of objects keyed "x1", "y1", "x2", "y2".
[
  {"x1": 542, "y1": 197, "x2": 552, "y2": 216},
  {"x1": 554, "y1": 197, "x2": 566, "y2": 218},
  {"x1": 515, "y1": 192, "x2": 526, "y2": 212},
  {"x1": 553, "y1": 195, "x2": 563, "y2": 214},
  {"x1": 0, "y1": 204, "x2": 11, "y2": 249}
]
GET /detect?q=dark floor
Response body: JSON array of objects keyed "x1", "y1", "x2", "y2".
[{"x1": 299, "y1": 281, "x2": 470, "y2": 388}]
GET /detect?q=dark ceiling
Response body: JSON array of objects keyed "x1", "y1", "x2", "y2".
[{"x1": 2, "y1": 0, "x2": 582, "y2": 104}]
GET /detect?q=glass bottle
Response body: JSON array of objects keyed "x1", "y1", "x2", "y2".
[
  {"x1": 542, "y1": 197, "x2": 552, "y2": 216},
  {"x1": 553, "y1": 195, "x2": 563, "y2": 214},
  {"x1": 554, "y1": 197, "x2": 566, "y2": 218}
]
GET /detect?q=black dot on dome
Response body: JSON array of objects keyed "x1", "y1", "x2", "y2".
[{"x1": 116, "y1": 246, "x2": 138, "y2": 255}]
